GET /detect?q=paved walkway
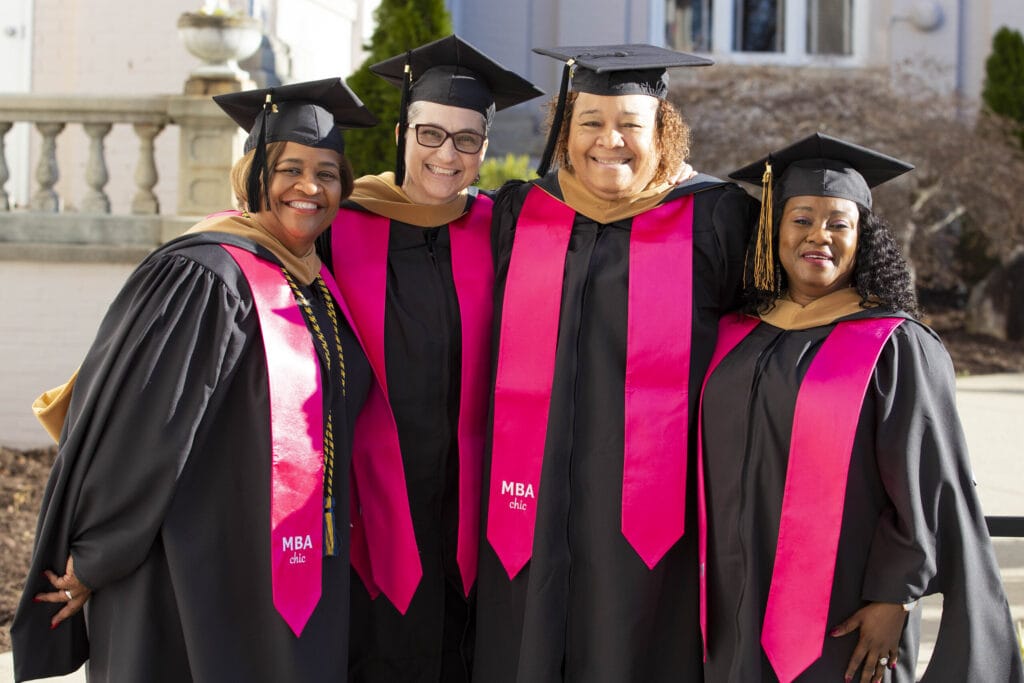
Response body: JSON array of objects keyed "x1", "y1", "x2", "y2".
[{"x1": 3, "y1": 373, "x2": 1023, "y2": 681}]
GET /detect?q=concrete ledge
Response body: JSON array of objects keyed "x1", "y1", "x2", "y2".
[
  {"x1": 0, "y1": 242, "x2": 152, "y2": 264},
  {"x1": 0, "y1": 214, "x2": 198, "y2": 263},
  {"x1": 0, "y1": 214, "x2": 162, "y2": 245}
]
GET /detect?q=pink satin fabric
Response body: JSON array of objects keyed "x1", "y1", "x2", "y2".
[
  {"x1": 448, "y1": 196, "x2": 495, "y2": 594},
  {"x1": 622, "y1": 196, "x2": 695, "y2": 568},
  {"x1": 222, "y1": 244, "x2": 324, "y2": 637},
  {"x1": 487, "y1": 187, "x2": 699, "y2": 579},
  {"x1": 329, "y1": 210, "x2": 419, "y2": 613},
  {"x1": 487, "y1": 188, "x2": 575, "y2": 579},
  {"x1": 330, "y1": 197, "x2": 494, "y2": 607},
  {"x1": 761, "y1": 317, "x2": 903, "y2": 683}
]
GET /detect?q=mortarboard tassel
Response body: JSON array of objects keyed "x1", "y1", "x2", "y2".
[
  {"x1": 395, "y1": 55, "x2": 413, "y2": 186},
  {"x1": 752, "y1": 161, "x2": 775, "y2": 293},
  {"x1": 536, "y1": 59, "x2": 574, "y2": 177},
  {"x1": 248, "y1": 92, "x2": 275, "y2": 212}
]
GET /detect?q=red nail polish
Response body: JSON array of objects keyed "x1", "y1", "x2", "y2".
[{"x1": 50, "y1": 622, "x2": 58, "y2": 630}]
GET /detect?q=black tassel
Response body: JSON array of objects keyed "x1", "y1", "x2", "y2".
[
  {"x1": 536, "y1": 60, "x2": 573, "y2": 177},
  {"x1": 395, "y1": 53, "x2": 413, "y2": 186},
  {"x1": 248, "y1": 91, "x2": 274, "y2": 212}
]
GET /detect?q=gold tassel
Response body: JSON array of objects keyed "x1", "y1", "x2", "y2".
[
  {"x1": 753, "y1": 161, "x2": 775, "y2": 293},
  {"x1": 324, "y1": 497, "x2": 336, "y2": 556}
]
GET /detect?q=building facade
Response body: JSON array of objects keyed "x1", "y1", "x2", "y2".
[
  {"x1": 449, "y1": 0, "x2": 1024, "y2": 155},
  {"x1": 0, "y1": 0, "x2": 379, "y2": 213}
]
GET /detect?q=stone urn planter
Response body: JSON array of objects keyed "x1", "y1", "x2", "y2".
[{"x1": 177, "y1": 10, "x2": 263, "y2": 94}]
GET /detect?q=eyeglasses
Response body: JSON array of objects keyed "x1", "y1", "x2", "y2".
[{"x1": 409, "y1": 124, "x2": 486, "y2": 154}]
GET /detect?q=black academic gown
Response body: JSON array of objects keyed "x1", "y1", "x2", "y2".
[
  {"x1": 473, "y1": 174, "x2": 756, "y2": 683},
  {"x1": 11, "y1": 231, "x2": 371, "y2": 683},
  {"x1": 701, "y1": 308, "x2": 1024, "y2": 682},
  {"x1": 318, "y1": 193, "x2": 486, "y2": 683}
]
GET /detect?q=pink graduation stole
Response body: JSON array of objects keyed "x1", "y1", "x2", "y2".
[
  {"x1": 330, "y1": 196, "x2": 494, "y2": 607},
  {"x1": 222, "y1": 244, "x2": 324, "y2": 637},
  {"x1": 487, "y1": 186, "x2": 696, "y2": 579},
  {"x1": 761, "y1": 316, "x2": 903, "y2": 683},
  {"x1": 696, "y1": 314, "x2": 903, "y2": 676}
]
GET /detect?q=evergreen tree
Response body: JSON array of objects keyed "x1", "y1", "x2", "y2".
[
  {"x1": 345, "y1": 0, "x2": 452, "y2": 176},
  {"x1": 982, "y1": 26, "x2": 1024, "y2": 145}
]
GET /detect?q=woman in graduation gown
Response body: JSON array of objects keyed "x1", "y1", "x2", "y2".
[
  {"x1": 314, "y1": 36, "x2": 542, "y2": 683},
  {"x1": 473, "y1": 45, "x2": 758, "y2": 683},
  {"x1": 11, "y1": 79, "x2": 378, "y2": 683},
  {"x1": 699, "y1": 133, "x2": 1024, "y2": 683}
]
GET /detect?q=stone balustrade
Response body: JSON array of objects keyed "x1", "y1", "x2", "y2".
[
  {"x1": 0, "y1": 94, "x2": 171, "y2": 215},
  {"x1": 0, "y1": 93, "x2": 243, "y2": 262}
]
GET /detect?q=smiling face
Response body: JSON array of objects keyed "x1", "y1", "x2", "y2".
[
  {"x1": 778, "y1": 195, "x2": 860, "y2": 305},
  {"x1": 566, "y1": 92, "x2": 661, "y2": 201},
  {"x1": 400, "y1": 100, "x2": 488, "y2": 205},
  {"x1": 250, "y1": 141, "x2": 344, "y2": 256}
]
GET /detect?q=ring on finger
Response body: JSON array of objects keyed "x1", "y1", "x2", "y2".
[
  {"x1": 878, "y1": 656, "x2": 889, "y2": 667},
  {"x1": 64, "y1": 589, "x2": 73, "y2": 601}
]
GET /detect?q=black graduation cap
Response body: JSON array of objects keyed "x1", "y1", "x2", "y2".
[
  {"x1": 369, "y1": 34, "x2": 544, "y2": 185},
  {"x1": 532, "y1": 44, "x2": 713, "y2": 176},
  {"x1": 729, "y1": 132, "x2": 914, "y2": 293},
  {"x1": 214, "y1": 78, "x2": 378, "y2": 210}
]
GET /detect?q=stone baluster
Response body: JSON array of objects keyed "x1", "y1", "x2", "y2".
[
  {"x1": 132, "y1": 122, "x2": 164, "y2": 215},
  {"x1": 81, "y1": 122, "x2": 113, "y2": 213},
  {"x1": 0, "y1": 122, "x2": 11, "y2": 211},
  {"x1": 31, "y1": 121, "x2": 64, "y2": 212}
]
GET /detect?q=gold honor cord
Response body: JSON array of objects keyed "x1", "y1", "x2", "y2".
[{"x1": 284, "y1": 270, "x2": 347, "y2": 556}]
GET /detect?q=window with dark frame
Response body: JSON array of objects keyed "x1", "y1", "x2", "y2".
[{"x1": 664, "y1": 0, "x2": 855, "y2": 59}]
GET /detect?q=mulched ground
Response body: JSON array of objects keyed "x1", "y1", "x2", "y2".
[{"x1": 2, "y1": 312, "x2": 1023, "y2": 652}]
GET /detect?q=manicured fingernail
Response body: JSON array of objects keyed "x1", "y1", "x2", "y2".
[
  {"x1": 830, "y1": 628, "x2": 841, "y2": 636},
  {"x1": 889, "y1": 662, "x2": 897, "y2": 670},
  {"x1": 49, "y1": 622, "x2": 58, "y2": 630},
  {"x1": 32, "y1": 597, "x2": 41, "y2": 603},
  {"x1": 844, "y1": 675, "x2": 852, "y2": 683}
]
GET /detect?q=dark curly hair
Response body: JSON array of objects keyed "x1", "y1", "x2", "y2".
[
  {"x1": 743, "y1": 205, "x2": 920, "y2": 318},
  {"x1": 543, "y1": 91, "x2": 691, "y2": 185}
]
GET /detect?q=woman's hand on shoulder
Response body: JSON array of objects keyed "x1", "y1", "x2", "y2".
[
  {"x1": 34, "y1": 555, "x2": 92, "y2": 629},
  {"x1": 830, "y1": 601, "x2": 907, "y2": 683}
]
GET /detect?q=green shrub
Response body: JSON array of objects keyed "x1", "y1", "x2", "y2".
[
  {"x1": 344, "y1": 0, "x2": 452, "y2": 177},
  {"x1": 982, "y1": 26, "x2": 1024, "y2": 145},
  {"x1": 476, "y1": 153, "x2": 532, "y2": 190}
]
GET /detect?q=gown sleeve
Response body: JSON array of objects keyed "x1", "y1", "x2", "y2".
[
  {"x1": 490, "y1": 179, "x2": 530, "y2": 268},
  {"x1": 30, "y1": 247, "x2": 256, "y2": 591},
  {"x1": 10, "y1": 243, "x2": 263, "y2": 681},
  {"x1": 862, "y1": 322, "x2": 1023, "y2": 681},
  {"x1": 708, "y1": 184, "x2": 757, "y2": 312}
]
